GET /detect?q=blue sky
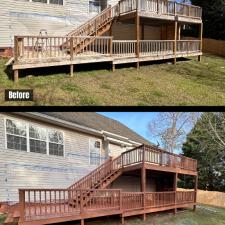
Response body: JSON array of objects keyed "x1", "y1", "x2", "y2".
[{"x1": 98, "y1": 112, "x2": 158, "y2": 144}]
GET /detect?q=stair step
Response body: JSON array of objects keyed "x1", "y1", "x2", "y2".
[{"x1": 4, "y1": 213, "x2": 14, "y2": 224}]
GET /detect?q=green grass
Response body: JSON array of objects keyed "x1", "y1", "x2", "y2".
[
  {"x1": 1, "y1": 54, "x2": 225, "y2": 106},
  {"x1": 1, "y1": 205, "x2": 225, "y2": 225}
]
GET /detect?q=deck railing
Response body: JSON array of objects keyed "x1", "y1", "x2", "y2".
[
  {"x1": 177, "y1": 40, "x2": 201, "y2": 54},
  {"x1": 119, "y1": 0, "x2": 202, "y2": 19},
  {"x1": 121, "y1": 145, "x2": 197, "y2": 171},
  {"x1": 140, "y1": 40, "x2": 174, "y2": 56},
  {"x1": 14, "y1": 36, "x2": 113, "y2": 63},
  {"x1": 113, "y1": 40, "x2": 137, "y2": 57},
  {"x1": 19, "y1": 189, "x2": 195, "y2": 222}
]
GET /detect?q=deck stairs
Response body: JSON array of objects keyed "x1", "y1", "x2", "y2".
[
  {"x1": 65, "y1": 4, "x2": 119, "y2": 54},
  {"x1": 68, "y1": 155, "x2": 123, "y2": 207}
]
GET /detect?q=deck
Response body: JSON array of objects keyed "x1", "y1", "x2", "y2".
[
  {"x1": 11, "y1": 0, "x2": 203, "y2": 81},
  {"x1": 14, "y1": 145, "x2": 198, "y2": 225},
  {"x1": 13, "y1": 36, "x2": 201, "y2": 70},
  {"x1": 18, "y1": 189, "x2": 196, "y2": 225}
]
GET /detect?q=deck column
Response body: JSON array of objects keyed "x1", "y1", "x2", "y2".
[
  {"x1": 135, "y1": 12, "x2": 140, "y2": 69},
  {"x1": 193, "y1": 175, "x2": 198, "y2": 211},
  {"x1": 70, "y1": 64, "x2": 74, "y2": 77},
  {"x1": 173, "y1": 20, "x2": 178, "y2": 64},
  {"x1": 14, "y1": 70, "x2": 19, "y2": 83},
  {"x1": 81, "y1": 219, "x2": 84, "y2": 225},
  {"x1": 198, "y1": 23, "x2": 203, "y2": 62},
  {"x1": 174, "y1": 173, "x2": 178, "y2": 214},
  {"x1": 121, "y1": 216, "x2": 125, "y2": 225},
  {"x1": 141, "y1": 145, "x2": 146, "y2": 193}
]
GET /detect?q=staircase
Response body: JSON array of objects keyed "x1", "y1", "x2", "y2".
[
  {"x1": 65, "y1": 4, "x2": 119, "y2": 54},
  {"x1": 68, "y1": 155, "x2": 123, "y2": 207}
]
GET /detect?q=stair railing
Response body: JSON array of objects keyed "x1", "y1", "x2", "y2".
[
  {"x1": 67, "y1": 4, "x2": 118, "y2": 38},
  {"x1": 68, "y1": 154, "x2": 122, "y2": 191}
]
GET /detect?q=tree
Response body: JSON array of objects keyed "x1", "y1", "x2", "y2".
[
  {"x1": 182, "y1": 112, "x2": 225, "y2": 191},
  {"x1": 148, "y1": 112, "x2": 199, "y2": 153},
  {"x1": 191, "y1": 0, "x2": 225, "y2": 40}
]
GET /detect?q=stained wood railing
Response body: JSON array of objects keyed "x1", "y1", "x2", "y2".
[
  {"x1": 19, "y1": 189, "x2": 195, "y2": 222},
  {"x1": 121, "y1": 145, "x2": 197, "y2": 171},
  {"x1": 119, "y1": 0, "x2": 202, "y2": 19},
  {"x1": 68, "y1": 155, "x2": 122, "y2": 190}
]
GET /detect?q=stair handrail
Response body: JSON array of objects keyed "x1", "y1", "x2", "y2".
[
  {"x1": 67, "y1": 4, "x2": 117, "y2": 37},
  {"x1": 68, "y1": 154, "x2": 122, "y2": 190}
]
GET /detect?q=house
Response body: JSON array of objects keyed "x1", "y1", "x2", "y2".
[
  {"x1": 1, "y1": 0, "x2": 203, "y2": 81},
  {"x1": 0, "y1": 112, "x2": 198, "y2": 225},
  {"x1": 0, "y1": 112, "x2": 150, "y2": 203}
]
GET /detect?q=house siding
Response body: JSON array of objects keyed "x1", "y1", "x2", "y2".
[
  {"x1": 0, "y1": 0, "x2": 112, "y2": 48},
  {"x1": 0, "y1": 113, "x2": 110, "y2": 202}
]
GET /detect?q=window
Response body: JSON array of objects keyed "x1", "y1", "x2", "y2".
[
  {"x1": 89, "y1": 0, "x2": 101, "y2": 13},
  {"x1": 5, "y1": 118, "x2": 64, "y2": 157},
  {"x1": 29, "y1": 0, "x2": 63, "y2": 5},
  {"x1": 90, "y1": 140, "x2": 101, "y2": 165},
  {"x1": 6, "y1": 119, "x2": 27, "y2": 151},
  {"x1": 50, "y1": 0, "x2": 63, "y2": 5},
  {"x1": 29, "y1": 125, "x2": 47, "y2": 154},
  {"x1": 32, "y1": 0, "x2": 47, "y2": 3},
  {"x1": 48, "y1": 130, "x2": 64, "y2": 156}
]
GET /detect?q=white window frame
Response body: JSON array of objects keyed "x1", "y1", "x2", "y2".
[
  {"x1": 28, "y1": 0, "x2": 64, "y2": 6},
  {"x1": 4, "y1": 117, "x2": 65, "y2": 157},
  {"x1": 89, "y1": 139, "x2": 101, "y2": 166},
  {"x1": 5, "y1": 118, "x2": 27, "y2": 152}
]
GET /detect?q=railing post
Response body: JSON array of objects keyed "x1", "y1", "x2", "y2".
[
  {"x1": 141, "y1": 145, "x2": 146, "y2": 193},
  {"x1": 174, "y1": 2, "x2": 176, "y2": 16},
  {"x1": 80, "y1": 190, "x2": 84, "y2": 215},
  {"x1": 120, "y1": 190, "x2": 122, "y2": 211},
  {"x1": 19, "y1": 190, "x2": 25, "y2": 222},
  {"x1": 173, "y1": 173, "x2": 177, "y2": 214},
  {"x1": 14, "y1": 36, "x2": 18, "y2": 64},
  {"x1": 70, "y1": 37, "x2": 74, "y2": 61},
  {"x1": 193, "y1": 175, "x2": 198, "y2": 211},
  {"x1": 173, "y1": 20, "x2": 177, "y2": 64}
]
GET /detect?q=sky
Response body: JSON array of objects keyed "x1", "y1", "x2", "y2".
[
  {"x1": 98, "y1": 112, "x2": 196, "y2": 154},
  {"x1": 98, "y1": 112, "x2": 158, "y2": 144}
]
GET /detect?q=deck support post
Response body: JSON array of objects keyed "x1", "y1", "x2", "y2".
[
  {"x1": 198, "y1": 23, "x2": 203, "y2": 62},
  {"x1": 174, "y1": 173, "x2": 178, "y2": 214},
  {"x1": 173, "y1": 20, "x2": 178, "y2": 65},
  {"x1": 14, "y1": 70, "x2": 19, "y2": 83},
  {"x1": 81, "y1": 219, "x2": 84, "y2": 225},
  {"x1": 142, "y1": 213, "x2": 146, "y2": 221},
  {"x1": 121, "y1": 216, "x2": 125, "y2": 225},
  {"x1": 193, "y1": 175, "x2": 198, "y2": 211},
  {"x1": 112, "y1": 63, "x2": 115, "y2": 72},
  {"x1": 70, "y1": 64, "x2": 74, "y2": 77},
  {"x1": 141, "y1": 145, "x2": 146, "y2": 193},
  {"x1": 135, "y1": 11, "x2": 140, "y2": 69}
]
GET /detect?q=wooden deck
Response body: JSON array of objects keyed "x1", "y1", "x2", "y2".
[
  {"x1": 18, "y1": 189, "x2": 196, "y2": 225},
  {"x1": 6, "y1": 144, "x2": 198, "y2": 225},
  {"x1": 13, "y1": 36, "x2": 201, "y2": 70},
  {"x1": 11, "y1": 0, "x2": 203, "y2": 81}
]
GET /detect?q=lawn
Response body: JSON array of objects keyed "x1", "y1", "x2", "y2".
[
  {"x1": 0, "y1": 54, "x2": 225, "y2": 106},
  {"x1": 1, "y1": 205, "x2": 225, "y2": 225}
]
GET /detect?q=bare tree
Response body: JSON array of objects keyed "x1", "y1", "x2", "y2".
[{"x1": 148, "y1": 112, "x2": 200, "y2": 153}]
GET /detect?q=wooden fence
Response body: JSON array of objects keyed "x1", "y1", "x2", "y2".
[
  {"x1": 197, "y1": 189, "x2": 225, "y2": 208},
  {"x1": 203, "y1": 38, "x2": 225, "y2": 58}
]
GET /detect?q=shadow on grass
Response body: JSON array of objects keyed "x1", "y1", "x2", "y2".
[{"x1": 5, "y1": 62, "x2": 113, "y2": 80}]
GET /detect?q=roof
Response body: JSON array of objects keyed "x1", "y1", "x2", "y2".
[{"x1": 40, "y1": 112, "x2": 151, "y2": 145}]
